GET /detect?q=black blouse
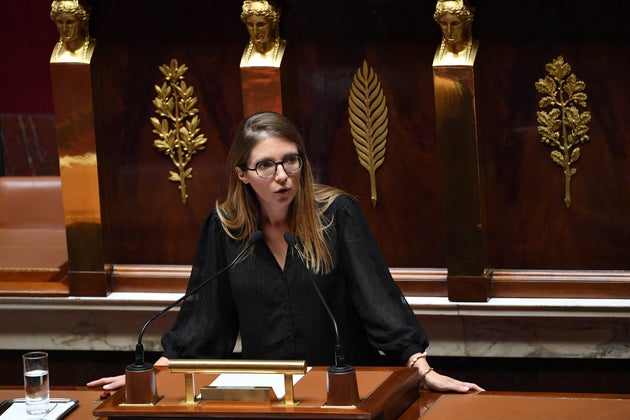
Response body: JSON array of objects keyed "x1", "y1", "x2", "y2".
[{"x1": 161, "y1": 194, "x2": 429, "y2": 367}]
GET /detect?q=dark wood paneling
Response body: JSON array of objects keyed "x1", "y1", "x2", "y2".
[
  {"x1": 5, "y1": 1, "x2": 629, "y2": 296},
  {"x1": 90, "y1": 0, "x2": 246, "y2": 265},
  {"x1": 475, "y1": 1, "x2": 630, "y2": 271},
  {"x1": 89, "y1": 0, "x2": 447, "y2": 268},
  {"x1": 491, "y1": 270, "x2": 630, "y2": 298}
]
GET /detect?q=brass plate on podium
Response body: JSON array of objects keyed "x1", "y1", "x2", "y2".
[
  {"x1": 200, "y1": 385, "x2": 277, "y2": 402},
  {"x1": 93, "y1": 366, "x2": 419, "y2": 419}
]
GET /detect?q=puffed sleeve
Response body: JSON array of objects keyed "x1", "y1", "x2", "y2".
[
  {"x1": 334, "y1": 195, "x2": 430, "y2": 364},
  {"x1": 161, "y1": 211, "x2": 240, "y2": 359}
]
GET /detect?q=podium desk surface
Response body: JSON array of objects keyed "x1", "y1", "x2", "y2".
[
  {"x1": 3, "y1": 380, "x2": 629, "y2": 419},
  {"x1": 93, "y1": 365, "x2": 419, "y2": 419},
  {"x1": 401, "y1": 390, "x2": 630, "y2": 420}
]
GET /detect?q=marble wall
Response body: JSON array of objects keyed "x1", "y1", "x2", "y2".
[{"x1": 2, "y1": 294, "x2": 628, "y2": 361}]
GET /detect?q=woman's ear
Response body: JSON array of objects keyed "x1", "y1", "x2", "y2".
[{"x1": 235, "y1": 166, "x2": 249, "y2": 184}]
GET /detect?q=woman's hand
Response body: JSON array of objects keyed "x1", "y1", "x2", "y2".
[
  {"x1": 409, "y1": 354, "x2": 484, "y2": 393},
  {"x1": 421, "y1": 368, "x2": 485, "y2": 393},
  {"x1": 87, "y1": 374, "x2": 126, "y2": 390},
  {"x1": 86, "y1": 357, "x2": 169, "y2": 391}
]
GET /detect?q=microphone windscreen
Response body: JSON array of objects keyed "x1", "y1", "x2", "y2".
[
  {"x1": 250, "y1": 230, "x2": 264, "y2": 245},
  {"x1": 283, "y1": 232, "x2": 296, "y2": 246}
]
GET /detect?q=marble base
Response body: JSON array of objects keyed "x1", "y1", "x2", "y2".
[
  {"x1": 1, "y1": 294, "x2": 628, "y2": 360},
  {"x1": 0, "y1": 293, "x2": 180, "y2": 352}
]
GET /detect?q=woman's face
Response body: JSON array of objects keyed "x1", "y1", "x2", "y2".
[
  {"x1": 236, "y1": 136, "x2": 300, "y2": 214},
  {"x1": 54, "y1": 11, "x2": 81, "y2": 43},
  {"x1": 245, "y1": 14, "x2": 273, "y2": 53},
  {"x1": 437, "y1": 12, "x2": 465, "y2": 46}
]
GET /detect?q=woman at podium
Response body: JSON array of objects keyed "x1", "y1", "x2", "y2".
[{"x1": 88, "y1": 112, "x2": 483, "y2": 394}]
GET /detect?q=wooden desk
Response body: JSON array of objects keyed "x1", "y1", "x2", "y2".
[
  {"x1": 93, "y1": 366, "x2": 419, "y2": 419},
  {"x1": 400, "y1": 390, "x2": 630, "y2": 419},
  {"x1": 3, "y1": 384, "x2": 630, "y2": 419}
]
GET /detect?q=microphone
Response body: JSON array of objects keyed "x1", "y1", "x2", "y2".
[
  {"x1": 283, "y1": 232, "x2": 360, "y2": 406},
  {"x1": 124, "y1": 230, "x2": 264, "y2": 404},
  {"x1": 282, "y1": 232, "x2": 345, "y2": 368}
]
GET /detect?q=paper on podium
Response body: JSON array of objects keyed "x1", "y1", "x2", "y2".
[
  {"x1": 0, "y1": 398, "x2": 77, "y2": 420},
  {"x1": 208, "y1": 367, "x2": 311, "y2": 399}
]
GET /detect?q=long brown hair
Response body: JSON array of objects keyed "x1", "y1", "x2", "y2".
[{"x1": 217, "y1": 111, "x2": 344, "y2": 274}]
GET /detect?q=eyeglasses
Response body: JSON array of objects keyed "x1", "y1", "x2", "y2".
[{"x1": 244, "y1": 154, "x2": 304, "y2": 179}]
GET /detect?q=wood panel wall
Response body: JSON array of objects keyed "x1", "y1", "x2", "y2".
[
  {"x1": 3, "y1": 0, "x2": 629, "y2": 296},
  {"x1": 90, "y1": 0, "x2": 448, "y2": 268}
]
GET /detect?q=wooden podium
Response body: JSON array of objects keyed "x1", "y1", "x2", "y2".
[
  {"x1": 403, "y1": 391, "x2": 630, "y2": 420},
  {"x1": 93, "y1": 365, "x2": 419, "y2": 419}
]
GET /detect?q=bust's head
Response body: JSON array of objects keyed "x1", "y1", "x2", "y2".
[
  {"x1": 433, "y1": 0, "x2": 474, "y2": 22},
  {"x1": 240, "y1": 0, "x2": 281, "y2": 54},
  {"x1": 433, "y1": 0, "x2": 474, "y2": 51},
  {"x1": 50, "y1": 0, "x2": 90, "y2": 49}
]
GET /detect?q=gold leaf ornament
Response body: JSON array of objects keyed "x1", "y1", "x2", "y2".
[
  {"x1": 535, "y1": 55, "x2": 591, "y2": 208},
  {"x1": 151, "y1": 59, "x2": 208, "y2": 204},
  {"x1": 348, "y1": 60, "x2": 389, "y2": 207}
]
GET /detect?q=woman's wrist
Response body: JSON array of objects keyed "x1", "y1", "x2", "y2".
[
  {"x1": 419, "y1": 367, "x2": 434, "y2": 389},
  {"x1": 407, "y1": 352, "x2": 427, "y2": 367}
]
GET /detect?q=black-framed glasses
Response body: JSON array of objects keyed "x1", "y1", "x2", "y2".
[{"x1": 244, "y1": 154, "x2": 304, "y2": 179}]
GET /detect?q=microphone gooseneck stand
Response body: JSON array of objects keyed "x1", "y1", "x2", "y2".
[
  {"x1": 124, "y1": 231, "x2": 264, "y2": 404},
  {"x1": 283, "y1": 232, "x2": 360, "y2": 406}
]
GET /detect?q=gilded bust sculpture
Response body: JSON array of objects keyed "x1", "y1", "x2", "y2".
[
  {"x1": 50, "y1": 0, "x2": 95, "y2": 63},
  {"x1": 240, "y1": 0, "x2": 287, "y2": 67},
  {"x1": 433, "y1": 0, "x2": 478, "y2": 66}
]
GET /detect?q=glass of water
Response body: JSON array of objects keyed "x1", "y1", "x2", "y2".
[{"x1": 22, "y1": 351, "x2": 50, "y2": 415}]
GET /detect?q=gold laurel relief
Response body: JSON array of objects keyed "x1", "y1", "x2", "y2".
[
  {"x1": 348, "y1": 60, "x2": 389, "y2": 208},
  {"x1": 535, "y1": 55, "x2": 591, "y2": 208},
  {"x1": 151, "y1": 59, "x2": 208, "y2": 204}
]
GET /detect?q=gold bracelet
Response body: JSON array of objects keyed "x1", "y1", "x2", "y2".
[
  {"x1": 419, "y1": 367, "x2": 434, "y2": 388},
  {"x1": 407, "y1": 354, "x2": 426, "y2": 367}
]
